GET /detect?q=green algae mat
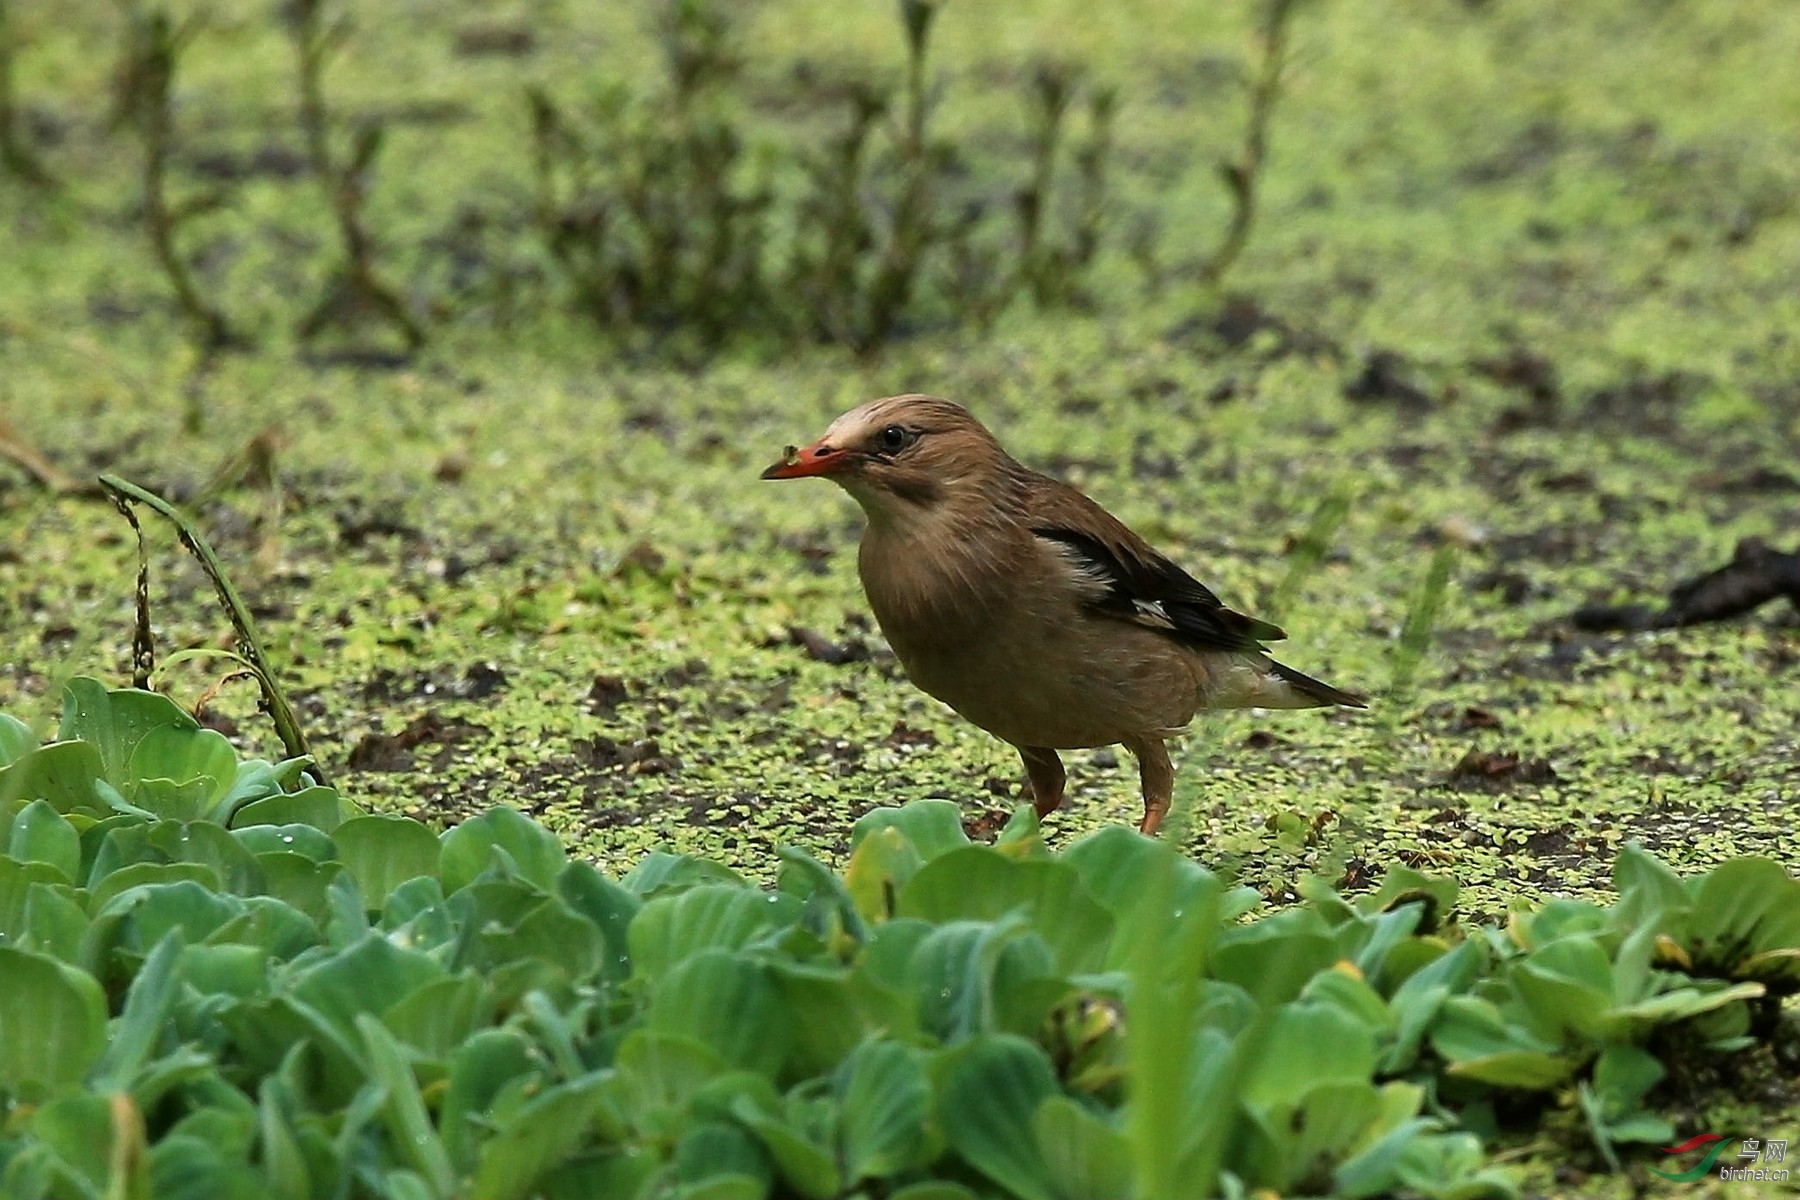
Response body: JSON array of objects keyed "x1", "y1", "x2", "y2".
[{"x1": 1, "y1": 0, "x2": 1796, "y2": 1193}]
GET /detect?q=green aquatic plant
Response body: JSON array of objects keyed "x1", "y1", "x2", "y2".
[{"x1": 2, "y1": 677, "x2": 1794, "y2": 1197}]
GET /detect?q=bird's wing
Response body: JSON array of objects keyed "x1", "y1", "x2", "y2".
[{"x1": 1025, "y1": 479, "x2": 1286, "y2": 652}]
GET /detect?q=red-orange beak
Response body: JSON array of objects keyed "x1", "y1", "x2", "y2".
[{"x1": 761, "y1": 439, "x2": 848, "y2": 480}]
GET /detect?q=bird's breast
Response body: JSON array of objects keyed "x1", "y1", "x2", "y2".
[
  {"x1": 857, "y1": 533, "x2": 1004, "y2": 655},
  {"x1": 855, "y1": 528, "x2": 1203, "y2": 748}
]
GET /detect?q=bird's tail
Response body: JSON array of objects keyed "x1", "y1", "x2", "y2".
[{"x1": 1267, "y1": 659, "x2": 1367, "y2": 709}]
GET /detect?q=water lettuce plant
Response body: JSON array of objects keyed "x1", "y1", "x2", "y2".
[{"x1": 0, "y1": 679, "x2": 1793, "y2": 1198}]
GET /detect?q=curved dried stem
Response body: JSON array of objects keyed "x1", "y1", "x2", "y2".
[
  {"x1": 1198, "y1": 0, "x2": 1300, "y2": 286},
  {"x1": 98, "y1": 474, "x2": 321, "y2": 780}
]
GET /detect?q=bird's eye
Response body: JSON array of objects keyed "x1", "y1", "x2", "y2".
[{"x1": 873, "y1": 425, "x2": 915, "y2": 455}]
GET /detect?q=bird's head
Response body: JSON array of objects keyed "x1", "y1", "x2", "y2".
[{"x1": 761, "y1": 394, "x2": 1006, "y2": 525}]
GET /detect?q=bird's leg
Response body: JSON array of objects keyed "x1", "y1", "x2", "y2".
[
  {"x1": 1017, "y1": 745, "x2": 1066, "y2": 819},
  {"x1": 1123, "y1": 735, "x2": 1174, "y2": 836}
]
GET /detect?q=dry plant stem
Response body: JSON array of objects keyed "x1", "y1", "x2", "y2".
[
  {"x1": 0, "y1": 414, "x2": 85, "y2": 492},
  {"x1": 494, "y1": 0, "x2": 1127, "y2": 351},
  {"x1": 102, "y1": 487, "x2": 157, "y2": 689},
  {"x1": 525, "y1": 88, "x2": 608, "y2": 322},
  {"x1": 1199, "y1": 0, "x2": 1299, "y2": 285},
  {"x1": 193, "y1": 425, "x2": 284, "y2": 507},
  {"x1": 133, "y1": 12, "x2": 237, "y2": 350},
  {"x1": 1071, "y1": 88, "x2": 1116, "y2": 273},
  {"x1": 289, "y1": 0, "x2": 423, "y2": 350},
  {"x1": 526, "y1": 5, "x2": 771, "y2": 351},
  {"x1": 1017, "y1": 66, "x2": 1074, "y2": 305},
  {"x1": 308, "y1": 124, "x2": 425, "y2": 349},
  {"x1": 525, "y1": 89, "x2": 561, "y2": 245},
  {"x1": 98, "y1": 474, "x2": 321, "y2": 780},
  {"x1": 861, "y1": 0, "x2": 940, "y2": 352},
  {"x1": 0, "y1": 0, "x2": 54, "y2": 186},
  {"x1": 1016, "y1": 72, "x2": 1116, "y2": 308},
  {"x1": 290, "y1": 0, "x2": 339, "y2": 181},
  {"x1": 790, "y1": 84, "x2": 885, "y2": 343}
]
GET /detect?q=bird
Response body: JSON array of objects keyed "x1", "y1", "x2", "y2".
[{"x1": 761, "y1": 394, "x2": 1363, "y2": 835}]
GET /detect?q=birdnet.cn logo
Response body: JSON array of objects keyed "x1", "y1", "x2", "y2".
[{"x1": 1652, "y1": 1134, "x2": 1788, "y2": 1184}]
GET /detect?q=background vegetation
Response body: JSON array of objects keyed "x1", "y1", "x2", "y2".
[{"x1": 1, "y1": 0, "x2": 1797, "y2": 1193}]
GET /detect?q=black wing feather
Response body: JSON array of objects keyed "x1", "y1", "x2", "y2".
[{"x1": 1033, "y1": 526, "x2": 1286, "y2": 652}]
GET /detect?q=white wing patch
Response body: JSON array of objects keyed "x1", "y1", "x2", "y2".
[
  {"x1": 1131, "y1": 599, "x2": 1176, "y2": 631},
  {"x1": 1043, "y1": 535, "x2": 1116, "y2": 601},
  {"x1": 1041, "y1": 534, "x2": 1183, "y2": 634}
]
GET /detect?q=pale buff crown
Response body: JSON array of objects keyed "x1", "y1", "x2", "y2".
[{"x1": 816, "y1": 394, "x2": 1024, "y2": 528}]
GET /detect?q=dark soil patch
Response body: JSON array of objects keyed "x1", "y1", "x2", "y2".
[{"x1": 345, "y1": 711, "x2": 491, "y2": 772}]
